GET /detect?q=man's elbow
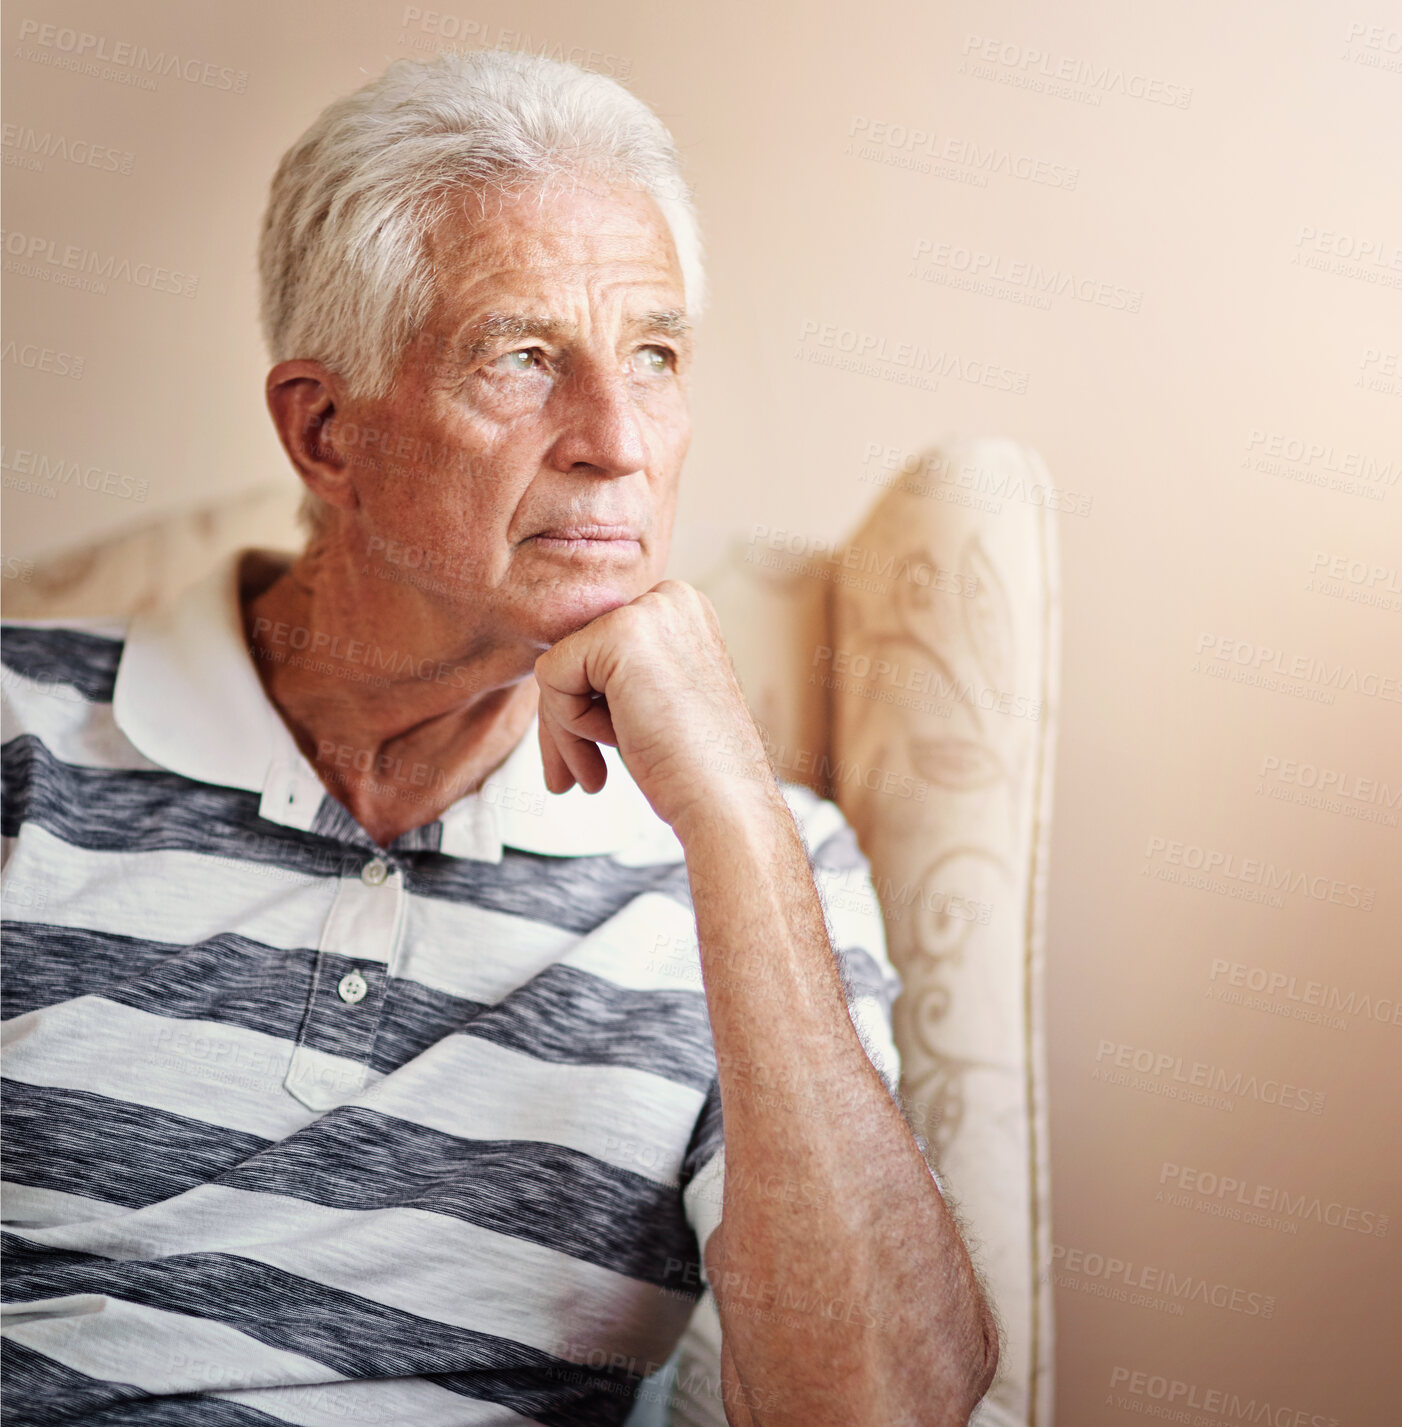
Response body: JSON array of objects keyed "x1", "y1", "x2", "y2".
[
  {"x1": 935, "y1": 1289, "x2": 1002, "y2": 1424},
  {"x1": 958, "y1": 1294, "x2": 1001, "y2": 1417},
  {"x1": 974, "y1": 1298, "x2": 1001, "y2": 1400},
  {"x1": 896, "y1": 1291, "x2": 1002, "y2": 1426}
]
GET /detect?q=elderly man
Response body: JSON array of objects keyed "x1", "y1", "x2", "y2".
[{"x1": 0, "y1": 50, "x2": 996, "y2": 1427}]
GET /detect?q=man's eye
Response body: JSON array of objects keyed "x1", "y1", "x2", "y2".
[
  {"x1": 632, "y1": 345, "x2": 673, "y2": 375},
  {"x1": 493, "y1": 348, "x2": 544, "y2": 374}
]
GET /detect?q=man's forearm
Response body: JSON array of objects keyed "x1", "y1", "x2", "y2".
[{"x1": 678, "y1": 788, "x2": 998, "y2": 1427}]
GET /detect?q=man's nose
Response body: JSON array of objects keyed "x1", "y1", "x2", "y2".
[{"x1": 545, "y1": 362, "x2": 650, "y2": 477}]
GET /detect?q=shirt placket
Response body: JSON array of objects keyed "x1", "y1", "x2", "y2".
[{"x1": 284, "y1": 851, "x2": 406, "y2": 1111}]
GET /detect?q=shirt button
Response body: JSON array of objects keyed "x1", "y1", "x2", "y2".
[
  {"x1": 337, "y1": 971, "x2": 369, "y2": 1005},
  {"x1": 360, "y1": 858, "x2": 389, "y2": 886}
]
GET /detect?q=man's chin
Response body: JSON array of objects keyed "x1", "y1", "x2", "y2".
[{"x1": 524, "y1": 581, "x2": 642, "y2": 646}]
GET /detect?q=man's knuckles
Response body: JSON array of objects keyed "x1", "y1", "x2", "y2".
[
  {"x1": 636, "y1": 581, "x2": 725, "y2": 645},
  {"x1": 538, "y1": 582, "x2": 730, "y2": 713}
]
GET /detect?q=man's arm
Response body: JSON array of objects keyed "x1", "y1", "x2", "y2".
[
  {"x1": 532, "y1": 580, "x2": 998, "y2": 1427},
  {"x1": 680, "y1": 785, "x2": 998, "y2": 1427}
]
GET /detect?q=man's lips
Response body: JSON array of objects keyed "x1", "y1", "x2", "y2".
[
  {"x1": 533, "y1": 524, "x2": 641, "y2": 539},
  {"x1": 526, "y1": 524, "x2": 643, "y2": 552}
]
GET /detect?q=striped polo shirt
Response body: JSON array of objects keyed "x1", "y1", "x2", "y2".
[{"x1": 0, "y1": 548, "x2": 903, "y2": 1426}]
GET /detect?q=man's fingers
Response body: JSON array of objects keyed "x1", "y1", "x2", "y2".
[
  {"x1": 574, "y1": 695, "x2": 618, "y2": 748},
  {"x1": 538, "y1": 685, "x2": 610, "y2": 794},
  {"x1": 535, "y1": 630, "x2": 621, "y2": 796},
  {"x1": 562, "y1": 735, "x2": 608, "y2": 794},
  {"x1": 550, "y1": 720, "x2": 608, "y2": 794},
  {"x1": 537, "y1": 717, "x2": 577, "y2": 796}
]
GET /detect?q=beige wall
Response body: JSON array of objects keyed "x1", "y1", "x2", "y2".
[{"x1": 5, "y1": 0, "x2": 1400, "y2": 1420}]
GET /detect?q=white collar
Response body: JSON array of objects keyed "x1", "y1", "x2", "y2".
[{"x1": 111, "y1": 548, "x2": 673, "y2": 863}]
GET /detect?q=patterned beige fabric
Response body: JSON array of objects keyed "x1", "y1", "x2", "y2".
[{"x1": 1, "y1": 442, "x2": 1057, "y2": 1424}]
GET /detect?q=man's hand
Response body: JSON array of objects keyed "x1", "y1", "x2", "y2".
[{"x1": 533, "y1": 579, "x2": 776, "y2": 835}]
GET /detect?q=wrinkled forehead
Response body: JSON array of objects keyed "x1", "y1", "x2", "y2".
[{"x1": 423, "y1": 176, "x2": 686, "y2": 328}]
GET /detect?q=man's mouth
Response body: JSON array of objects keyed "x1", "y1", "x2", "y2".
[{"x1": 526, "y1": 524, "x2": 643, "y2": 555}]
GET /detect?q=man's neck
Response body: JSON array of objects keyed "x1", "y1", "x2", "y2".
[{"x1": 240, "y1": 547, "x2": 541, "y2": 848}]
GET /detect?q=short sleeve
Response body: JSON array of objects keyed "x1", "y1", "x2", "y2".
[
  {"x1": 803, "y1": 798, "x2": 904, "y2": 1098},
  {"x1": 681, "y1": 787, "x2": 906, "y2": 1284},
  {"x1": 680, "y1": 1080, "x2": 726, "y2": 1283}
]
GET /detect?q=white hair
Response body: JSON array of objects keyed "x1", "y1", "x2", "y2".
[{"x1": 258, "y1": 49, "x2": 704, "y2": 533}]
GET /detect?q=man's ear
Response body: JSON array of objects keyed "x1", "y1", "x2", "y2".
[{"x1": 265, "y1": 360, "x2": 361, "y2": 518}]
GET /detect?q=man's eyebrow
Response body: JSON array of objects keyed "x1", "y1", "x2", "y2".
[
  {"x1": 633, "y1": 309, "x2": 692, "y2": 340},
  {"x1": 458, "y1": 314, "x2": 574, "y2": 359},
  {"x1": 454, "y1": 308, "x2": 690, "y2": 361}
]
